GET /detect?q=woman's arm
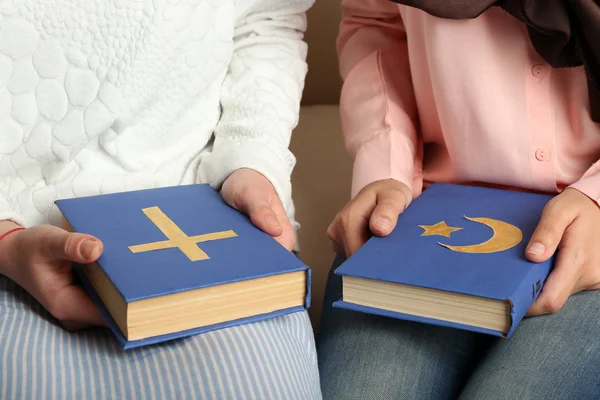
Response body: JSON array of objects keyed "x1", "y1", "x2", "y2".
[
  {"x1": 327, "y1": 0, "x2": 423, "y2": 257},
  {"x1": 0, "y1": 191, "x2": 27, "y2": 275},
  {"x1": 338, "y1": 0, "x2": 421, "y2": 204},
  {"x1": 196, "y1": 0, "x2": 314, "y2": 226},
  {"x1": 569, "y1": 160, "x2": 600, "y2": 206}
]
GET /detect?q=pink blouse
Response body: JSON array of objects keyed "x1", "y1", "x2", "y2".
[{"x1": 338, "y1": 0, "x2": 600, "y2": 206}]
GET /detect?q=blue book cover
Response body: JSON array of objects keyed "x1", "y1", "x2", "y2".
[
  {"x1": 333, "y1": 183, "x2": 555, "y2": 338},
  {"x1": 55, "y1": 184, "x2": 311, "y2": 349}
]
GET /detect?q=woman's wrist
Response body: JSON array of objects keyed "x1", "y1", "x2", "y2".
[
  {"x1": 0, "y1": 220, "x2": 21, "y2": 235},
  {"x1": 0, "y1": 220, "x2": 23, "y2": 277}
]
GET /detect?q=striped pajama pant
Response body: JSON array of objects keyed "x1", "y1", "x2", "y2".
[{"x1": 0, "y1": 276, "x2": 323, "y2": 399}]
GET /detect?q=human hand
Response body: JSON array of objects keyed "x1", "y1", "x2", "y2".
[
  {"x1": 327, "y1": 179, "x2": 412, "y2": 257},
  {"x1": 526, "y1": 188, "x2": 600, "y2": 315},
  {"x1": 221, "y1": 168, "x2": 296, "y2": 251},
  {"x1": 0, "y1": 223, "x2": 107, "y2": 331}
]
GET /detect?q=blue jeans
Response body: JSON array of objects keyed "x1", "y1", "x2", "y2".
[{"x1": 316, "y1": 255, "x2": 600, "y2": 399}]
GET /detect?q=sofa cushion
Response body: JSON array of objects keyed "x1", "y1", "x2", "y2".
[{"x1": 290, "y1": 104, "x2": 352, "y2": 330}]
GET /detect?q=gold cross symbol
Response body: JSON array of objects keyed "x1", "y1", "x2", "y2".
[{"x1": 128, "y1": 206, "x2": 238, "y2": 261}]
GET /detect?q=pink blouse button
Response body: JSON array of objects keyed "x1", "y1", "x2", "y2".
[
  {"x1": 535, "y1": 148, "x2": 550, "y2": 161},
  {"x1": 532, "y1": 64, "x2": 545, "y2": 78}
]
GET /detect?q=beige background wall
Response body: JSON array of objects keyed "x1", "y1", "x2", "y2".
[
  {"x1": 289, "y1": 1, "x2": 349, "y2": 331},
  {"x1": 302, "y1": 0, "x2": 342, "y2": 106}
]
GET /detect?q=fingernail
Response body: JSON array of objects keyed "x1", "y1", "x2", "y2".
[
  {"x1": 267, "y1": 217, "x2": 280, "y2": 229},
  {"x1": 373, "y1": 218, "x2": 391, "y2": 234},
  {"x1": 81, "y1": 240, "x2": 98, "y2": 259},
  {"x1": 527, "y1": 242, "x2": 545, "y2": 256}
]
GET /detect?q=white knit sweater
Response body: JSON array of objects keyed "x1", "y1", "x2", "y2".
[{"x1": 0, "y1": 0, "x2": 313, "y2": 229}]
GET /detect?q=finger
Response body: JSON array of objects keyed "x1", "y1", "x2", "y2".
[
  {"x1": 60, "y1": 320, "x2": 93, "y2": 332},
  {"x1": 327, "y1": 220, "x2": 345, "y2": 255},
  {"x1": 331, "y1": 240, "x2": 345, "y2": 255},
  {"x1": 40, "y1": 230, "x2": 103, "y2": 264},
  {"x1": 369, "y1": 189, "x2": 408, "y2": 236},
  {"x1": 526, "y1": 198, "x2": 575, "y2": 263},
  {"x1": 51, "y1": 285, "x2": 108, "y2": 328},
  {"x1": 225, "y1": 182, "x2": 284, "y2": 237},
  {"x1": 273, "y1": 232, "x2": 296, "y2": 251},
  {"x1": 341, "y1": 195, "x2": 377, "y2": 257},
  {"x1": 527, "y1": 239, "x2": 583, "y2": 316},
  {"x1": 248, "y1": 202, "x2": 284, "y2": 237},
  {"x1": 343, "y1": 219, "x2": 370, "y2": 258},
  {"x1": 269, "y1": 198, "x2": 296, "y2": 251}
]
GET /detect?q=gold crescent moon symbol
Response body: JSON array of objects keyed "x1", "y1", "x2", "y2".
[{"x1": 438, "y1": 216, "x2": 522, "y2": 254}]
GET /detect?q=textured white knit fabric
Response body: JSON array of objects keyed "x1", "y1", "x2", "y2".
[{"x1": 0, "y1": 0, "x2": 313, "y2": 229}]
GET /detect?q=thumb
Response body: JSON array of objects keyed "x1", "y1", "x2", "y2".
[
  {"x1": 369, "y1": 188, "x2": 408, "y2": 236},
  {"x1": 41, "y1": 230, "x2": 103, "y2": 264},
  {"x1": 526, "y1": 199, "x2": 574, "y2": 262},
  {"x1": 244, "y1": 197, "x2": 284, "y2": 238},
  {"x1": 224, "y1": 178, "x2": 284, "y2": 238}
]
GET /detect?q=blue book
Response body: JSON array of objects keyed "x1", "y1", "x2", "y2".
[
  {"x1": 333, "y1": 183, "x2": 555, "y2": 338},
  {"x1": 55, "y1": 184, "x2": 311, "y2": 349}
]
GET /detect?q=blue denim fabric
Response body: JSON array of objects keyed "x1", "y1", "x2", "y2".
[{"x1": 317, "y1": 255, "x2": 600, "y2": 399}]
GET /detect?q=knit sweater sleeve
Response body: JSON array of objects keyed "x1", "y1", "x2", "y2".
[
  {"x1": 0, "y1": 193, "x2": 27, "y2": 228},
  {"x1": 195, "y1": 0, "x2": 314, "y2": 224}
]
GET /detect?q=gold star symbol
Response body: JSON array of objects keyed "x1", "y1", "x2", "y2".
[{"x1": 419, "y1": 221, "x2": 463, "y2": 238}]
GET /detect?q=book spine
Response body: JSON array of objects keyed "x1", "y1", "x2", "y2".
[
  {"x1": 305, "y1": 267, "x2": 312, "y2": 309},
  {"x1": 505, "y1": 260, "x2": 554, "y2": 338}
]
